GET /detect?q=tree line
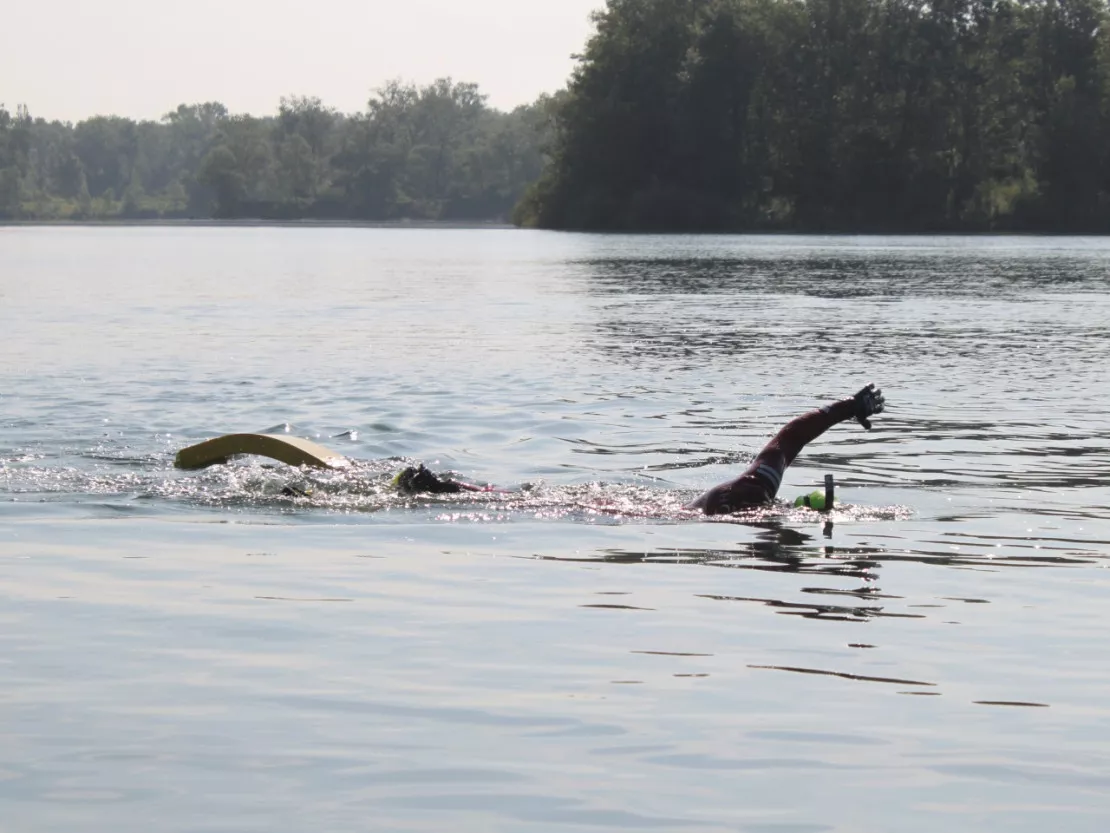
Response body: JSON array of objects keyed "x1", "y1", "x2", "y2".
[
  {"x1": 516, "y1": 0, "x2": 1110, "y2": 232},
  {"x1": 7, "y1": 0, "x2": 1110, "y2": 232},
  {"x1": 0, "y1": 80, "x2": 552, "y2": 222}
]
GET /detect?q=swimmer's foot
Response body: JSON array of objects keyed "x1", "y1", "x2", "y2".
[{"x1": 392, "y1": 464, "x2": 463, "y2": 495}]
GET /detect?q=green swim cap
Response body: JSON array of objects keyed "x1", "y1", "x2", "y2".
[{"x1": 794, "y1": 490, "x2": 827, "y2": 511}]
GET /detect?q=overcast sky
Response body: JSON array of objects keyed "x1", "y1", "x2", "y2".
[{"x1": 5, "y1": 0, "x2": 605, "y2": 122}]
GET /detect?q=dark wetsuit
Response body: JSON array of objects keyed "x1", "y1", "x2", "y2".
[{"x1": 686, "y1": 398, "x2": 857, "y2": 516}]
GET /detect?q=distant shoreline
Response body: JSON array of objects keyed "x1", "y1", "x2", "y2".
[
  {"x1": 0, "y1": 219, "x2": 519, "y2": 230},
  {"x1": 3, "y1": 219, "x2": 1106, "y2": 237}
]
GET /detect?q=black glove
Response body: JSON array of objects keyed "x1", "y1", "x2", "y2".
[{"x1": 853, "y1": 384, "x2": 885, "y2": 430}]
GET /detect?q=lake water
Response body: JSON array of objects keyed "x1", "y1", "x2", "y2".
[{"x1": 2, "y1": 227, "x2": 1109, "y2": 832}]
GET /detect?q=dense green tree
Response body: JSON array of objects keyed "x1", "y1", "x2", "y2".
[
  {"x1": 2, "y1": 82, "x2": 546, "y2": 222},
  {"x1": 72, "y1": 116, "x2": 138, "y2": 200},
  {"x1": 517, "y1": 0, "x2": 1110, "y2": 232},
  {"x1": 197, "y1": 145, "x2": 244, "y2": 217},
  {"x1": 329, "y1": 79, "x2": 550, "y2": 220},
  {"x1": 0, "y1": 105, "x2": 32, "y2": 218}
]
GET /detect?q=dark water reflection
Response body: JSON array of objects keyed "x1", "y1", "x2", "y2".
[{"x1": 580, "y1": 251, "x2": 1110, "y2": 298}]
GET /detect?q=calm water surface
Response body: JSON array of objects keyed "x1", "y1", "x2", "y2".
[{"x1": 2, "y1": 227, "x2": 1109, "y2": 832}]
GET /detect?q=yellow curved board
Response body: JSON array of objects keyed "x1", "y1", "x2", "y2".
[{"x1": 174, "y1": 433, "x2": 349, "y2": 470}]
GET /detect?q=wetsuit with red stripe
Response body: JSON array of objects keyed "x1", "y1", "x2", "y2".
[{"x1": 685, "y1": 398, "x2": 858, "y2": 516}]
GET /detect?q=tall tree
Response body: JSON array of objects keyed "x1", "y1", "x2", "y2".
[{"x1": 518, "y1": 0, "x2": 1110, "y2": 232}]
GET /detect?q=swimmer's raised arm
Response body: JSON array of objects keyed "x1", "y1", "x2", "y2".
[
  {"x1": 770, "y1": 384, "x2": 886, "y2": 466},
  {"x1": 687, "y1": 384, "x2": 885, "y2": 515}
]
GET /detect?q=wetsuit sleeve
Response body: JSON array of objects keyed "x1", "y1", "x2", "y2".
[{"x1": 758, "y1": 399, "x2": 856, "y2": 467}]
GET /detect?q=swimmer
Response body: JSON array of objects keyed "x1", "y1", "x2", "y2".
[
  {"x1": 393, "y1": 384, "x2": 885, "y2": 515},
  {"x1": 684, "y1": 384, "x2": 885, "y2": 515}
]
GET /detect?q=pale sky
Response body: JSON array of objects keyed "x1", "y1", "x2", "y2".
[{"x1": 4, "y1": 0, "x2": 605, "y2": 122}]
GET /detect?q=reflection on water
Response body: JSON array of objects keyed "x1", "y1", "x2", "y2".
[
  {"x1": 3, "y1": 229, "x2": 1110, "y2": 832},
  {"x1": 580, "y1": 249, "x2": 1110, "y2": 298},
  {"x1": 748, "y1": 664, "x2": 938, "y2": 688}
]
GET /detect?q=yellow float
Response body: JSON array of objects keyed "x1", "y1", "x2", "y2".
[{"x1": 174, "y1": 433, "x2": 349, "y2": 470}]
